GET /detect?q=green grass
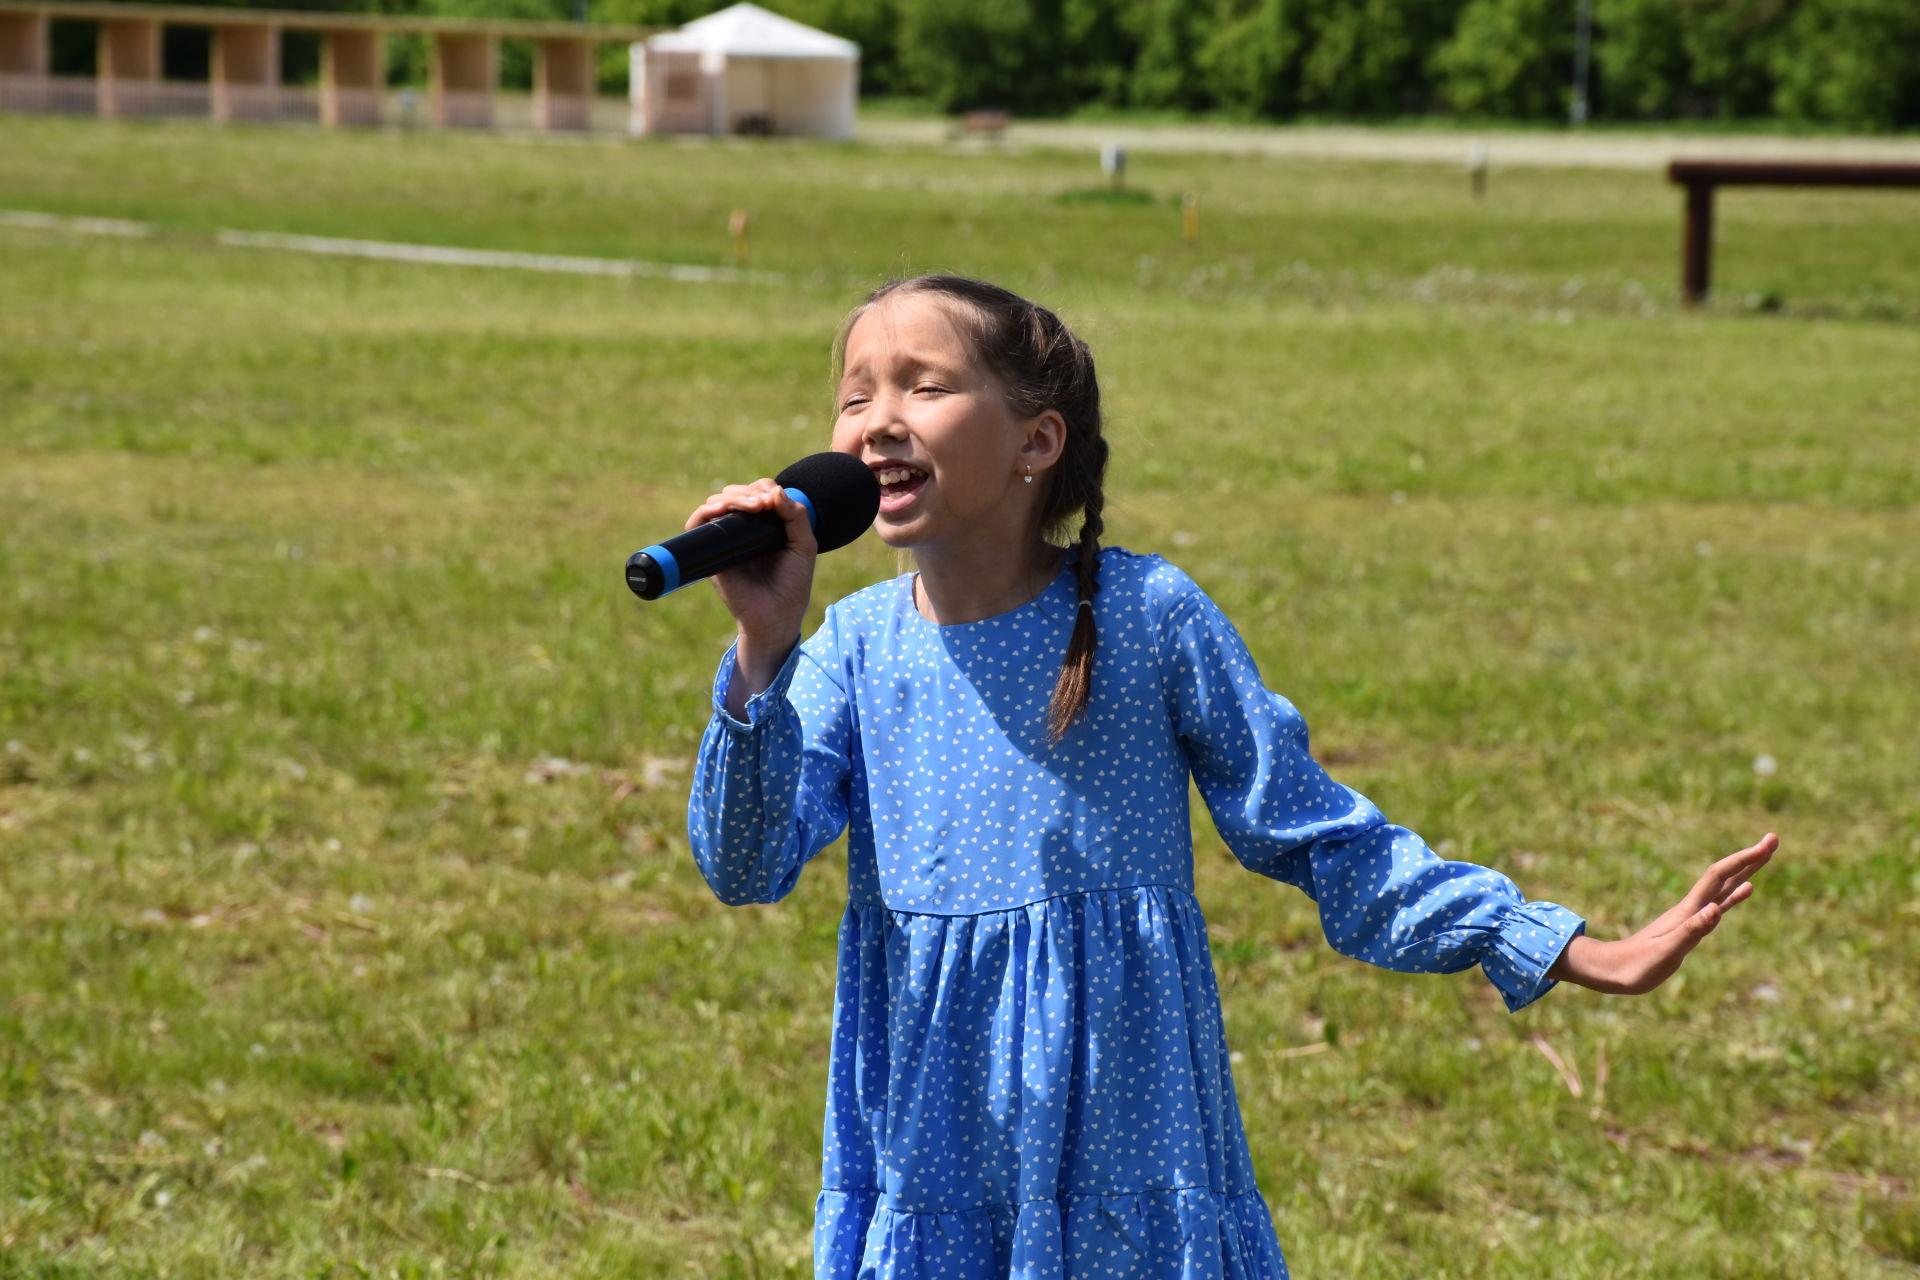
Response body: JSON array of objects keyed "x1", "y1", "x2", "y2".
[{"x1": 1, "y1": 113, "x2": 1917, "y2": 1278}]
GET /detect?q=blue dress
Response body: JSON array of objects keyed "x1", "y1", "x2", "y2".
[{"x1": 690, "y1": 548, "x2": 1584, "y2": 1279}]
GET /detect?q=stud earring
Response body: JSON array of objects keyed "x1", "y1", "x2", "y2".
[{"x1": 1023, "y1": 465, "x2": 1033, "y2": 485}]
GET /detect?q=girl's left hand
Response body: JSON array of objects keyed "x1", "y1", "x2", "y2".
[{"x1": 1548, "y1": 832, "x2": 1778, "y2": 995}]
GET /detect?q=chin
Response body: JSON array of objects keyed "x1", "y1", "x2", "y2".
[{"x1": 872, "y1": 522, "x2": 922, "y2": 550}]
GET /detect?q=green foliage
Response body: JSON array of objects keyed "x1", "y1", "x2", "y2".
[
  {"x1": 1595, "y1": 0, "x2": 1796, "y2": 121},
  {"x1": 1122, "y1": 0, "x2": 1209, "y2": 111},
  {"x1": 1593, "y1": 0, "x2": 1690, "y2": 119},
  {"x1": 1770, "y1": 0, "x2": 1920, "y2": 129},
  {"x1": 1430, "y1": 0, "x2": 1571, "y2": 119},
  {"x1": 1674, "y1": 0, "x2": 1789, "y2": 119},
  {"x1": 1194, "y1": 0, "x2": 1303, "y2": 119},
  {"x1": 1300, "y1": 0, "x2": 1461, "y2": 116},
  {"x1": 892, "y1": 0, "x2": 1075, "y2": 114}
]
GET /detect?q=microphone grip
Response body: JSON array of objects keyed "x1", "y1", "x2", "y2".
[{"x1": 626, "y1": 488, "x2": 816, "y2": 600}]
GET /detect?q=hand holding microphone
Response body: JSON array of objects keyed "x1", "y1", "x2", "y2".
[
  {"x1": 627, "y1": 452, "x2": 881, "y2": 711},
  {"x1": 684, "y1": 478, "x2": 818, "y2": 672}
]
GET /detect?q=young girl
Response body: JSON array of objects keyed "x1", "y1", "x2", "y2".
[{"x1": 684, "y1": 275, "x2": 1776, "y2": 1279}]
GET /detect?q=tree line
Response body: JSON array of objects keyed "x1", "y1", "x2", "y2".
[{"x1": 89, "y1": 0, "x2": 1920, "y2": 130}]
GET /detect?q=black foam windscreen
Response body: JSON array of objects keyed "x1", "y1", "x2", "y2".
[{"x1": 777, "y1": 452, "x2": 882, "y2": 553}]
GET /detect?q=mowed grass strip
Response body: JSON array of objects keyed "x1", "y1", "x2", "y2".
[{"x1": 1, "y1": 116, "x2": 1916, "y2": 1278}]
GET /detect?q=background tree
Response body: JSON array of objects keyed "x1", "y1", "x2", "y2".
[
  {"x1": 1770, "y1": 0, "x2": 1920, "y2": 129},
  {"x1": 1196, "y1": 0, "x2": 1304, "y2": 119},
  {"x1": 892, "y1": 0, "x2": 1070, "y2": 113},
  {"x1": 1430, "y1": 0, "x2": 1573, "y2": 119}
]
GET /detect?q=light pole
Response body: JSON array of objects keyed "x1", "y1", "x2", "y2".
[{"x1": 1571, "y1": 0, "x2": 1593, "y2": 125}]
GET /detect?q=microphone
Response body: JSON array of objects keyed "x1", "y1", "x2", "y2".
[{"x1": 625, "y1": 452, "x2": 881, "y2": 601}]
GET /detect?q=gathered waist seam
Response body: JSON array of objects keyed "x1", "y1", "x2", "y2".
[
  {"x1": 819, "y1": 1182, "x2": 1258, "y2": 1217},
  {"x1": 848, "y1": 880, "x2": 1199, "y2": 921}
]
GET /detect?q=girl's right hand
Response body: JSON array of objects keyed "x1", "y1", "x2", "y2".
[{"x1": 685, "y1": 478, "x2": 817, "y2": 703}]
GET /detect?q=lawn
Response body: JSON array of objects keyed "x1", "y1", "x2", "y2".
[{"x1": 1, "y1": 114, "x2": 1916, "y2": 1278}]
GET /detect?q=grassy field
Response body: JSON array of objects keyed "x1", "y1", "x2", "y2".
[{"x1": 2, "y1": 114, "x2": 1917, "y2": 1278}]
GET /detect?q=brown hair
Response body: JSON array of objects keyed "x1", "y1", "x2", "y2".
[{"x1": 837, "y1": 275, "x2": 1109, "y2": 743}]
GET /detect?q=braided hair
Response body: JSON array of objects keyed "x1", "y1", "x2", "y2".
[{"x1": 838, "y1": 276, "x2": 1109, "y2": 744}]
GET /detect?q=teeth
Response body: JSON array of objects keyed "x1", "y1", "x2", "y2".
[{"x1": 876, "y1": 467, "x2": 924, "y2": 486}]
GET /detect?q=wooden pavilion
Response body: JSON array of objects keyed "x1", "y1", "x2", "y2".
[{"x1": 0, "y1": 0, "x2": 656, "y2": 130}]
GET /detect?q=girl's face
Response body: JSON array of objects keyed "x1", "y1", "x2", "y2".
[{"x1": 831, "y1": 293, "x2": 1056, "y2": 554}]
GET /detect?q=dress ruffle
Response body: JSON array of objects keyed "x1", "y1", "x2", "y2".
[
  {"x1": 815, "y1": 884, "x2": 1286, "y2": 1278},
  {"x1": 816, "y1": 1186, "x2": 1287, "y2": 1279}
]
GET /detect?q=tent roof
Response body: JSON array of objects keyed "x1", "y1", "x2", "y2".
[{"x1": 647, "y1": 3, "x2": 858, "y2": 60}]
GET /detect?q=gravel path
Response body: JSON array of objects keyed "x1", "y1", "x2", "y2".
[{"x1": 858, "y1": 118, "x2": 1920, "y2": 172}]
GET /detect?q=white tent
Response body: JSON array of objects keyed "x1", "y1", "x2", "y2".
[{"x1": 630, "y1": 3, "x2": 858, "y2": 140}]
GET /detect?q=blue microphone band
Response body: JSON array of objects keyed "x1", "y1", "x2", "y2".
[{"x1": 636, "y1": 542, "x2": 682, "y2": 596}]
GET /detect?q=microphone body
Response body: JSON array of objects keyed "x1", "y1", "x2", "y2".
[
  {"x1": 626, "y1": 453, "x2": 880, "y2": 601},
  {"x1": 625, "y1": 489, "x2": 814, "y2": 600}
]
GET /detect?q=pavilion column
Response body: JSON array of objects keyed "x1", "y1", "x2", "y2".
[
  {"x1": 0, "y1": 11, "x2": 50, "y2": 112},
  {"x1": 533, "y1": 36, "x2": 591, "y2": 131},
  {"x1": 97, "y1": 16, "x2": 160, "y2": 118},
  {"x1": 321, "y1": 28, "x2": 381, "y2": 126},
  {"x1": 431, "y1": 32, "x2": 494, "y2": 128},
  {"x1": 212, "y1": 22, "x2": 279, "y2": 121}
]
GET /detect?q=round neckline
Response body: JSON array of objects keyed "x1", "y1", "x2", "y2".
[{"x1": 903, "y1": 552, "x2": 1077, "y2": 631}]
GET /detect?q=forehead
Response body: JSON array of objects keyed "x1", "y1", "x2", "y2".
[{"x1": 841, "y1": 293, "x2": 979, "y2": 374}]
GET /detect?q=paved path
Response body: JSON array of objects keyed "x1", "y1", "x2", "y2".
[
  {"x1": 0, "y1": 209, "x2": 780, "y2": 284},
  {"x1": 859, "y1": 118, "x2": 1920, "y2": 172}
]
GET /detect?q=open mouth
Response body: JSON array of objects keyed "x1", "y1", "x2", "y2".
[{"x1": 872, "y1": 464, "x2": 929, "y2": 513}]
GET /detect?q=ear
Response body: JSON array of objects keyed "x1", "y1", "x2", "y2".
[{"x1": 1017, "y1": 409, "x2": 1067, "y2": 478}]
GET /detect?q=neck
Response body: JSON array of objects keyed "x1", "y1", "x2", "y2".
[{"x1": 912, "y1": 538, "x2": 1066, "y2": 625}]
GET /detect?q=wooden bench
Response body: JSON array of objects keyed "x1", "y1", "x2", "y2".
[
  {"x1": 958, "y1": 109, "x2": 1009, "y2": 141},
  {"x1": 1667, "y1": 159, "x2": 1920, "y2": 304}
]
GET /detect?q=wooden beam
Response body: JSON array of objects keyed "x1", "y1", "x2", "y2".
[
  {"x1": 211, "y1": 20, "x2": 277, "y2": 121},
  {"x1": 533, "y1": 35, "x2": 590, "y2": 131},
  {"x1": 96, "y1": 14, "x2": 157, "y2": 117},
  {"x1": 431, "y1": 30, "x2": 493, "y2": 129},
  {"x1": 1681, "y1": 180, "x2": 1713, "y2": 306},
  {"x1": 1668, "y1": 159, "x2": 1920, "y2": 305},
  {"x1": 320, "y1": 27, "x2": 379, "y2": 127}
]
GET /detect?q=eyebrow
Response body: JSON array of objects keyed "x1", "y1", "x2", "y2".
[{"x1": 839, "y1": 348, "x2": 969, "y2": 384}]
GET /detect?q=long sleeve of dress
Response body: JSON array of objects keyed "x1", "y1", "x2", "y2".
[
  {"x1": 1159, "y1": 581, "x2": 1584, "y2": 1012},
  {"x1": 688, "y1": 611, "x2": 853, "y2": 906}
]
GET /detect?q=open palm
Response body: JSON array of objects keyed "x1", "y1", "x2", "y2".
[{"x1": 1553, "y1": 833, "x2": 1778, "y2": 995}]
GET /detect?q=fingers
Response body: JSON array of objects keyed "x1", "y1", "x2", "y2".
[
  {"x1": 1678, "y1": 832, "x2": 1778, "y2": 914},
  {"x1": 683, "y1": 478, "x2": 796, "y2": 531},
  {"x1": 1637, "y1": 902, "x2": 1721, "y2": 991},
  {"x1": 1716, "y1": 832, "x2": 1779, "y2": 877},
  {"x1": 680, "y1": 477, "x2": 819, "y2": 565},
  {"x1": 1708, "y1": 833, "x2": 1776, "y2": 905},
  {"x1": 1615, "y1": 839, "x2": 1773, "y2": 993}
]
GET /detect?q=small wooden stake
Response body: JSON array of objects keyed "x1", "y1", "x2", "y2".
[
  {"x1": 728, "y1": 208, "x2": 750, "y2": 264},
  {"x1": 1181, "y1": 192, "x2": 1199, "y2": 246}
]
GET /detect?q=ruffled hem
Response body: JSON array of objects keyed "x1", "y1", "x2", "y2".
[
  {"x1": 1481, "y1": 900, "x2": 1586, "y2": 1012},
  {"x1": 815, "y1": 1185, "x2": 1287, "y2": 1280}
]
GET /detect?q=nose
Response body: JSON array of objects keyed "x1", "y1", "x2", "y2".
[{"x1": 863, "y1": 406, "x2": 907, "y2": 445}]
